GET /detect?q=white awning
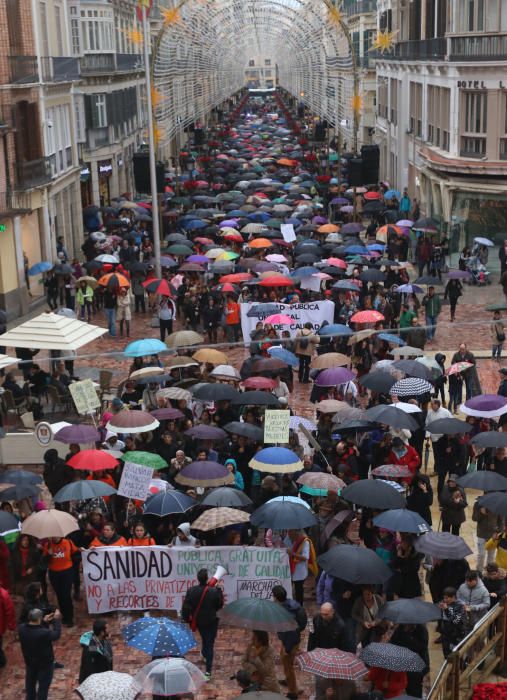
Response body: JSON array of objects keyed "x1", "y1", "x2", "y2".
[
  {"x1": 0, "y1": 312, "x2": 107, "y2": 351},
  {"x1": 0, "y1": 354, "x2": 19, "y2": 370}
]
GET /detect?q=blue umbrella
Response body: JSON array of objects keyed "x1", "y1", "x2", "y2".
[
  {"x1": 373, "y1": 509, "x2": 430, "y2": 534},
  {"x1": 267, "y1": 346, "x2": 299, "y2": 367},
  {"x1": 184, "y1": 219, "x2": 207, "y2": 230},
  {"x1": 317, "y1": 323, "x2": 353, "y2": 337},
  {"x1": 251, "y1": 500, "x2": 317, "y2": 530},
  {"x1": 250, "y1": 447, "x2": 303, "y2": 473},
  {"x1": 344, "y1": 245, "x2": 368, "y2": 255},
  {"x1": 384, "y1": 189, "x2": 401, "y2": 199},
  {"x1": 291, "y1": 266, "x2": 317, "y2": 278},
  {"x1": 122, "y1": 617, "x2": 197, "y2": 656},
  {"x1": 124, "y1": 338, "x2": 168, "y2": 358},
  {"x1": 367, "y1": 244, "x2": 385, "y2": 252},
  {"x1": 28, "y1": 261, "x2": 53, "y2": 276},
  {"x1": 54, "y1": 480, "x2": 117, "y2": 503},
  {"x1": 247, "y1": 212, "x2": 271, "y2": 222},
  {"x1": 332, "y1": 281, "x2": 361, "y2": 292},
  {"x1": 143, "y1": 490, "x2": 196, "y2": 516},
  {"x1": 378, "y1": 333, "x2": 406, "y2": 346}
]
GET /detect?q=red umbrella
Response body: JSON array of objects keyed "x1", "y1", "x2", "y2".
[
  {"x1": 67, "y1": 450, "x2": 119, "y2": 472},
  {"x1": 258, "y1": 276, "x2": 294, "y2": 287},
  {"x1": 194, "y1": 237, "x2": 214, "y2": 245},
  {"x1": 364, "y1": 191, "x2": 382, "y2": 200},
  {"x1": 219, "y1": 272, "x2": 253, "y2": 283},
  {"x1": 327, "y1": 257, "x2": 347, "y2": 269},
  {"x1": 223, "y1": 232, "x2": 243, "y2": 243},
  {"x1": 272, "y1": 239, "x2": 292, "y2": 248},
  {"x1": 350, "y1": 310, "x2": 385, "y2": 323},
  {"x1": 242, "y1": 376, "x2": 277, "y2": 390},
  {"x1": 213, "y1": 282, "x2": 238, "y2": 293},
  {"x1": 142, "y1": 278, "x2": 173, "y2": 296}
]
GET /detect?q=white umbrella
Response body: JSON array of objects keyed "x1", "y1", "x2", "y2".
[
  {"x1": 474, "y1": 237, "x2": 494, "y2": 246},
  {"x1": 95, "y1": 254, "x2": 119, "y2": 263},
  {"x1": 0, "y1": 312, "x2": 107, "y2": 351},
  {"x1": 21, "y1": 510, "x2": 79, "y2": 539},
  {"x1": 132, "y1": 658, "x2": 206, "y2": 696},
  {"x1": 0, "y1": 354, "x2": 19, "y2": 370},
  {"x1": 391, "y1": 401, "x2": 422, "y2": 413},
  {"x1": 210, "y1": 364, "x2": 241, "y2": 380},
  {"x1": 75, "y1": 671, "x2": 137, "y2": 700}
]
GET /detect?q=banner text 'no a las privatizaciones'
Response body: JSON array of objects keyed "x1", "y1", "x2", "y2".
[
  {"x1": 240, "y1": 300, "x2": 335, "y2": 341},
  {"x1": 82, "y1": 546, "x2": 292, "y2": 613}
]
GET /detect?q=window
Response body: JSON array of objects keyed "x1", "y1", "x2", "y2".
[
  {"x1": 248, "y1": 59, "x2": 255, "y2": 67},
  {"x1": 74, "y1": 96, "x2": 85, "y2": 143},
  {"x1": 461, "y1": 91, "x2": 487, "y2": 156},
  {"x1": 409, "y1": 82, "x2": 422, "y2": 137},
  {"x1": 81, "y1": 9, "x2": 114, "y2": 52},
  {"x1": 427, "y1": 86, "x2": 450, "y2": 150},
  {"x1": 378, "y1": 80, "x2": 388, "y2": 119},
  {"x1": 96, "y1": 95, "x2": 107, "y2": 128},
  {"x1": 71, "y1": 18, "x2": 80, "y2": 55},
  {"x1": 265, "y1": 59, "x2": 271, "y2": 66},
  {"x1": 39, "y1": 2, "x2": 49, "y2": 57},
  {"x1": 55, "y1": 6, "x2": 63, "y2": 55},
  {"x1": 390, "y1": 78, "x2": 398, "y2": 126}
]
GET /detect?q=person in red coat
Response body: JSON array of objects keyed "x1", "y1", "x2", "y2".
[
  {"x1": 368, "y1": 667, "x2": 407, "y2": 699},
  {"x1": 0, "y1": 540, "x2": 10, "y2": 591},
  {"x1": 0, "y1": 585, "x2": 16, "y2": 667},
  {"x1": 387, "y1": 437, "x2": 421, "y2": 483}
]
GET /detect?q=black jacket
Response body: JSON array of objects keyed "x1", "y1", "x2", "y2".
[
  {"x1": 308, "y1": 612, "x2": 345, "y2": 651},
  {"x1": 18, "y1": 620, "x2": 61, "y2": 668},
  {"x1": 277, "y1": 599, "x2": 307, "y2": 652},
  {"x1": 79, "y1": 632, "x2": 114, "y2": 682},
  {"x1": 181, "y1": 584, "x2": 223, "y2": 627},
  {"x1": 407, "y1": 474, "x2": 433, "y2": 526}
]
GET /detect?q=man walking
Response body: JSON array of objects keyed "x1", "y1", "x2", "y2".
[
  {"x1": 273, "y1": 585, "x2": 307, "y2": 700},
  {"x1": 18, "y1": 608, "x2": 61, "y2": 700},
  {"x1": 421, "y1": 286, "x2": 441, "y2": 341},
  {"x1": 451, "y1": 343, "x2": 477, "y2": 400},
  {"x1": 308, "y1": 602, "x2": 347, "y2": 651},
  {"x1": 79, "y1": 618, "x2": 113, "y2": 682},
  {"x1": 182, "y1": 568, "x2": 223, "y2": 681},
  {"x1": 425, "y1": 399, "x2": 453, "y2": 493}
]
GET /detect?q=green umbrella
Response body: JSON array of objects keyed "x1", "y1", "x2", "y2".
[
  {"x1": 299, "y1": 485, "x2": 329, "y2": 497},
  {"x1": 217, "y1": 598, "x2": 297, "y2": 632},
  {"x1": 486, "y1": 302, "x2": 507, "y2": 311},
  {"x1": 165, "y1": 244, "x2": 194, "y2": 256},
  {"x1": 265, "y1": 218, "x2": 283, "y2": 229},
  {"x1": 121, "y1": 451, "x2": 168, "y2": 470}
]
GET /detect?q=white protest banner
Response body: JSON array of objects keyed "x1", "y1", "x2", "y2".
[
  {"x1": 300, "y1": 275, "x2": 322, "y2": 293},
  {"x1": 264, "y1": 409, "x2": 290, "y2": 443},
  {"x1": 69, "y1": 379, "x2": 101, "y2": 414},
  {"x1": 117, "y1": 461, "x2": 153, "y2": 500},
  {"x1": 280, "y1": 223, "x2": 296, "y2": 243},
  {"x1": 82, "y1": 546, "x2": 292, "y2": 613},
  {"x1": 241, "y1": 300, "x2": 335, "y2": 341}
]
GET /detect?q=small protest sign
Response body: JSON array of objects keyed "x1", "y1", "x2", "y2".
[
  {"x1": 280, "y1": 223, "x2": 296, "y2": 243},
  {"x1": 69, "y1": 379, "x2": 100, "y2": 414},
  {"x1": 264, "y1": 409, "x2": 290, "y2": 444},
  {"x1": 117, "y1": 461, "x2": 153, "y2": 500}
]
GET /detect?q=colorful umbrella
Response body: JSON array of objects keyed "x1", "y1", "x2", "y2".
[
  {"x1": 296, "y1": 648, "x2": 367, "y2": 680},
  {"x1": 249, "y1": 447, "x2": 303, "y2": 473},
  {"x1": 67, "y1": 449, "x2": 118, "y2": 472},
  {"x1": 142, "y1": 278, "x2": 173, "y2": 296},
  {"x1": 97, "y1": 272, "x2": 130, "y2": 288},
  {"x1": 447, "y1": 361, "x2": 473, "y2": 375},
  {"x1": 371, "y1": 464, "x2": 413, "y2": 478},
  {"x1": 350, "y1": 310, "x2": 384, "y2": 323}
]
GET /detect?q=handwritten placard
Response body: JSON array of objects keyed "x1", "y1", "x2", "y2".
[
  {"x1": 117, "y1": 461, "x2": 153, "y2": 500},
  {"x1": 69, "y1": 379, "x2": 101, "y2": 414},
  {"x1": 264, "y1": 409, "x2": 290, "y2": 444},
  {"x1": 280, "y1": 223, "x2": 296, "y2": 243}
]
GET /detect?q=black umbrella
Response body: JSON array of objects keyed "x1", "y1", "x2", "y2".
[
  {"x1": 0, "y1": 510, "x2": 20, "y2": 534},
  {"x1": 413, "y1": 217, "x2": 439, "y2": 232},
  {"x1": 392, "y1": 360, "x2": 433, "y2": 380},
  {"x1": 415, "y1": 275, "x2": 443, "y2": 286},
  {"x1": 232, "y1": 391, "x2": 280, "y2": 407},
  {"x1": 359, "y1": 371, "x2": 396, "y2": 394},
  {"x1": 426, "y1": 417, "x2": 472, "y2": 435},
  {"x1": 360, "y1": 269, "x2": 386, "y2": 283},
  {"x1": 250, "y1": 501, "x2": 317, "y2": 530},
  {"x1": 364, "y1": 405, "x2": 418, "y2": 430},
  {"x1": 184, "y1": 425, "x2": 228, "y2": 441},
  {"x1": 224, "y1": 422, "x2": 263, "y2": 441},
  {"x1": 378, "y1": 599, "x2": 441, "y2": 624},
  {"x1": 53, "y1": 263, "x2": 73, "y2": 275},
  {"x1": 246, "y1": 303, "x2": 280, "y2": 318},
  {"x1": 457, "y1": 471, "x2": 507, "y2": 491},
  {"x1": 334, "y1": 419, "x2": 376, "y2": 432},
  {"x1": 318, "y1": 544, "x2": 392, "y2": 584},
  {"x1": 472, "y1": 431, "x2": 507, "y2": 448},
  {"x1": 360, "y1": 642, "x2": 426, "y2": 673},
  {"x1": 0, "y1": 484, "x2": 40, "y2": 500},
  {"x1": 192, "y1": 383, "x2": 240, "y2": 402},
  {"x1": 477, "y1": 492, "x2": 507, "y2": 518},
  {"x1": 201, "y1": 487, "x2": 253, "y2": 508},
  {"x1": 414, "y1": 531, "x2": 472, "y2": 559},
  {"x1": 341, "y1": 480, "x2": 406, "y2": 510}
]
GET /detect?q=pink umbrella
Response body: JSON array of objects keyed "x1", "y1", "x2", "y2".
[
  {"x1": 265, "y1": 254, "x2": 287, "y2": 263},
  {"x1": 264, "y1": 314, "x2": 293, "y2": 325},
  {"x1": 327, "y1": 257, "x2": 347, "y2": 269}
]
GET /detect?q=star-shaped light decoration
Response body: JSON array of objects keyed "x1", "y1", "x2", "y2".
[
  {"x1": 351, "y1": 93, "x2": 363, "y2": 117},
  {"x1": 126, "y1": 28, "x2": 144, "y2": 46},
  {"x1": 327, "y1": 4, "x2": 343, "y2": 27},
  {"x1": 371, "y1": 29, "x2": 397, "y2": 54},
  {"x1": 161, "y1": 6, "x2": 181, "y2": 25},
  {"x1": 151, "y1": 87, "x2": 163, "y2": 108}
]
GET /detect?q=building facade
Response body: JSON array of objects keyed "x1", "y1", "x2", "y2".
[
  {"x1": 244, "y1": 55, "x2": 277, "y2": 90},
  {"x1": 375, "y1": 0, "x2": 507, "y2": 248}
]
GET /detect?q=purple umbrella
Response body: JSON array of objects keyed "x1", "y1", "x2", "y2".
[
  {"x1": 447, "y1": 270, "x2": 471, "y2": 279},
  {"x1": 160, "y1": 256, "x2": 178, "y2": 268},
  {"x1": 150, "y1": 407, "x2": 185, "y2": 420},
  {"x1": 312, "y1": 216, "x2": 328, "y2": 225},
  {"x1": 396, "y1": 219, "x2": 414, "y2": 227},
  {"x1": 254, "y1": 262, "x2": 280, "y2": 273},
  {"x1": 461, "y1": 394, "x2": 507, "y2": 418},
  {"x1": 341, "y1": 223, "x2": 364, "y2": 234},
  {"x1": 331, "y1": 197, "x2": 350, "y2": 205},
  {"x1": 340, "y1": 206, "x2": 354, "y2": 214},
  {"x1": 315, "y1": 367, "x2": 356, "y2": 387},
  {"x1": 186, "y1": 255, "x2": 209, "y2": 264},
  {"x1": 219, "y1": 219, "x2": 239, "y2": 228},
  {"x1": 54, "y1": 424, "x2": 100, "y2": 444},
  {"x1": 184, "y1": 425, "x2": 228, "y2": 440},
  {"x1": 175, "y1": 460, "x2": 234, "y2": 487}
]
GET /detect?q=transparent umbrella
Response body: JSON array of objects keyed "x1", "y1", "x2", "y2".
[{"x1": 132, "y1": 658, "x2": 206, "y2": 696}]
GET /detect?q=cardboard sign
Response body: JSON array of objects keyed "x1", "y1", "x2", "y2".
[
  {"x1": 280, "y1": 223, "x2": 296, "y2": 243},
  {"x1": 82, "y1": 546, "x2": 292, "y2": 613},
  {"x1": 117, "y1": 461, "x2": 153, "y2": 501},
  {"x1": 264, "y1": 409, "x2": 290, "y2": 444},
  {"x1": 69, "y1": 379, "x2": 101, "y2": 414}
]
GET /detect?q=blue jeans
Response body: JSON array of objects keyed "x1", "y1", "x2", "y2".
[
  {"x1": 198, "y1": 620, "x2": 219, "y2": 674},
  {"x1": 425, "y1": 314, "x2": 437, "y2": 340},
  {"x1": 105, "y1": 307, "x2": 116, "y2": 336},
  {"x1": 25, "y1": 664, "x2": 54, "y2": 700}
]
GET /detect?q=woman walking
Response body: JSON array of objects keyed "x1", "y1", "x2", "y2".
[
  {"x1": 444, "y1": 278, "x2": 463, "y2": 322},
  {"x1": 117, "y1": 287, "x2": 132, "y2": 337}
]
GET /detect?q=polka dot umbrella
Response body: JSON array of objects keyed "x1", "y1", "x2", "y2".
[{"x1": 122, "y1": 616, "x2": 197, "y2": 657}]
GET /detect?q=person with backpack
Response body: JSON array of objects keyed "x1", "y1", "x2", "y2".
[
  {"x1": 272, "y1": 585, "x2": 307, "y2": 700},
  {"x1": 295, "y1": 322, "x2": 319, "y2": 384},
  {"x1": 285, "y1": 528, "x2": 318, "y2": 605},
  {"x1": 181, "y1": 568, "x2": 223, "y2": 681}
]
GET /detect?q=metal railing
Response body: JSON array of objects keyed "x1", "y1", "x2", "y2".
[
  {"x1": 9, "y1": 56, "x2": 38, "y2": 84},
  {"x1": 41, "y1": 56, "x2": 80, "y2": 82},
  {"x1": 428, "y1": 602, "x2": 507, "y2": 700},
  {"x1": 80, "y1": 54, "x2": 115, "y2": 74},
  {"x1": 344, "y1": 0, "x2": 377, "y2": 17},
  {"x1": 380, "y1": 38, "x2": 447, "y2": 61},
  {"x1": 0, "y1": 191, "x2": 31, "y2": 213},
  {"x1": 15, "y1": 158, "x2": 53, "y2": 189},
  {"x1": 116, "y1": 53, "x2": 143, "y2": 71},
  {"x1": 449, "y1": 33, "x2": 507, "y2": 60}
]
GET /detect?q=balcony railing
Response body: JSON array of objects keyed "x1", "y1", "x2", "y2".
[
  {"x1": 377, "y1": 37, "x2": 447, "y2": 61},
  {"x1": 116, "y1": 53, "x2": 143, "y2": 71},
  {"x1": 15, "y1": 158, "x2": 53, "y2": 189},
  {"x1": 41, "y1": 57, "x2": 80, "y2": 82},
  {"x1": 80, "y1": 54, "x2": 115, "y2": 74},
  {"x1": 344, "y1": 0, "x2": 377, "y2": 17},
  {"x1": 449, "y1": 33, "x2": 507, "y2": 60},
  {"x1": 9, "y1": 56, "x2": 38, "y2": 84},
  {"x1": 0, "y1": 191, "x2": 32, "y2": 214}
]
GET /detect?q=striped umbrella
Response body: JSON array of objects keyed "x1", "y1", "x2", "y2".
[{"x1": 389, "y1": 377, "x2": 433, "y2": 397}]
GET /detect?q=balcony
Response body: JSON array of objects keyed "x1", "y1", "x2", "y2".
[
  {"x1": 449, "y1": 34, "x2": 507, "y2": 61},
  {"x1": 41, "y1": 57, "x2": 80, "y2": 82},
  {"x1": 116, "y1": 53, "x2": 143, "y2": 72},
  {"x1": 0, "y1": 191, "x2": 32, "y2": 215},
  {"x1": 9, "y1": 56, "x2": 38, "y2": 84},
  {"x1": 378, "y1": 38, "x2": 447, "y2": 61},
  {"x1": 15, "y1": 158, "x2": 53, "y2": 190},
  {"x1": 344, "y1": 0, "x2": 377, "y2": 17},
  {"x1": 80, "y1": 54, "x2": 115, "y2": 75}
]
